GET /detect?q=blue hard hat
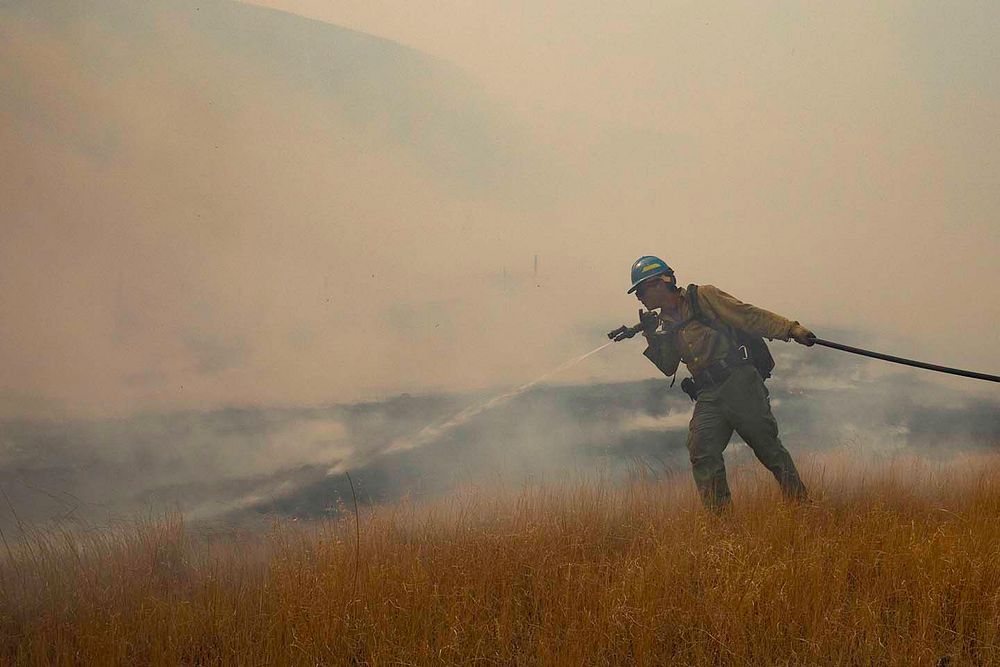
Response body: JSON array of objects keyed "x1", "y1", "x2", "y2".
[{"x1": 627, "y1": 255, "x2": 675, "y2": 293}]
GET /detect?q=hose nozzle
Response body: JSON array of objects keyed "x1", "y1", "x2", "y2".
[
  {"x1": 607, "y1": 309, "x2": 658, "y2": 342},
  {"x1": 607, "y1": 323, "x2": 641, "y2": 342}
]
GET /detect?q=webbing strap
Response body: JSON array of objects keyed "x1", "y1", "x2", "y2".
[
  {"x1": 686, "y1": 283, "x2": 746, "y2": 363},
  {"x1": 686, "y1": 283, "x2": 704, "y2": 324}
]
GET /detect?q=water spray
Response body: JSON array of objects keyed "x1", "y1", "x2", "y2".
[{"x1": 382, "y1": 341, "x2": 616, "y2": 455}]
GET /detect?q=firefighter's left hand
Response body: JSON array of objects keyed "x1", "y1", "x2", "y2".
[{"x1": 790, "y1": 323, "x2": 815, "y2": 346}]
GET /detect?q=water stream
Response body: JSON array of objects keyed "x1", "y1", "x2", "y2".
[{"x1": 382, "y1": 341, "x2": 616, "y2": 455}]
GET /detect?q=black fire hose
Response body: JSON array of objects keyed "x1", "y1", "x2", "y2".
[
  {"x1": 811, "y1": 337, "x2": 1000, "y2": 383},
  {"x1": 608, "y1": 318, "x2": 999, "y2": 383}
]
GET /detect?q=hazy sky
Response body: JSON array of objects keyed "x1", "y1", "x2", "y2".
[{"x1": 2, "y1": 0, "x2": 997, "y2": 419}]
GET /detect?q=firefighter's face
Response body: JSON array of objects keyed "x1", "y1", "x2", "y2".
[
  {"x1": 635, "y1": 277, "x2": 664, "y2": 307},
  {"x1": 636, "y1": 277, "x2": 676, "y2": 310}
]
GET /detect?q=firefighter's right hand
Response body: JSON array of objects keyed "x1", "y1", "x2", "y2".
[{"x1": 639, "y1": 309, "x2": 659, "y2": 337}]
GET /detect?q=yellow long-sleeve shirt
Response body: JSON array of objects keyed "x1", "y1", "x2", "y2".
[{"x1": 642, "y1": 284, "x2": 800, "y2": 378}]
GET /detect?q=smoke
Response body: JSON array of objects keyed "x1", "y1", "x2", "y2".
[
  {"x1": 1, "y1": 338, "x2": 996, "y2": 531},
  {"x1": 246, "y1": 0, "x2": 1000, "y2": 367},
  {"x1": 1, "y1": 1, "x2": 997, "y2": 529},
  {"x1": 2, "y1": 0, "x2": 999, "y2": 421},
  {"x1": 0, "y1": 0, "x2": 579, "y2": 419}
]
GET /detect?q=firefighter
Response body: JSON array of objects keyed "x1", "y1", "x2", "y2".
[{"x1": 628, "y1": 255, "x2": 813, "y2": 511}]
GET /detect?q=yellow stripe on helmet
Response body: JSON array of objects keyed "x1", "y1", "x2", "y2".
[{"x1": 640, "y1": 263, "x2": 662, "y2": 272}]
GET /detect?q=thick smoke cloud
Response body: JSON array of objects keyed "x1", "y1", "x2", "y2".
[
  {"x1": 248, "y1": 0, "x2": 1000, "y2": 368},
  {"x1": 0, "y1": 0, "x2": 580, "y2": 419},
  {"x1": 2, "y1": 0, "x2": 998, "y2": 421},
  {"x1": 1, "y1": 1, "x2": 997, "y2": 529}
]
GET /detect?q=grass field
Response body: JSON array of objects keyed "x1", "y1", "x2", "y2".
[{"x1": 2, "y1": 453, "x2": 1000, "y2": 665}]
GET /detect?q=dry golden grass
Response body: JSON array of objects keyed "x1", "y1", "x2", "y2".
[{"x1": 2, "y1": 452, "x2": 1000, "y2": 665}]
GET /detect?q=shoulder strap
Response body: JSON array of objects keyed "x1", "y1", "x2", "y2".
[
  {"x1": 661, "y1": 284, "x2": 700, "y2": 336},
  {"x1": 686, "y1": 284, "x2": 705, "y2": 323},
  {"x1": 687, "y1": 283, "x2": 736, "y2": 342}
]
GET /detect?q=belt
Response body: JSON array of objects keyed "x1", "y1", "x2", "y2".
[{"x1": 693, "y1": 354, "x2": 752, "y2": 391}]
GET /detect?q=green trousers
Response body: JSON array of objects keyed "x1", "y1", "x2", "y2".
[{"x1": 686, "y1": 364, "x2": 807, "y2": 510}]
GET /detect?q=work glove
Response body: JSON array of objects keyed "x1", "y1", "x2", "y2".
[
  {"x1": 790, "y1": 323, "x2": 816, "y2": 346},
  {"x1": 639, "y1": 309, "x2": 660, "y2": 337}
]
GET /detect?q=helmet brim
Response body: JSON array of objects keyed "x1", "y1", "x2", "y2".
[
  {"x1": 627, "y1": 277, "x2": 654, "y2": 294},
  {"x1": 628, "y1": 273, "x2": 673, "y2": 294}
]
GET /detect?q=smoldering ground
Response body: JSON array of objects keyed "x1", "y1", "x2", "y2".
[{"x1": 2, "y1": 337, "x2": 998, "y2": 533}]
